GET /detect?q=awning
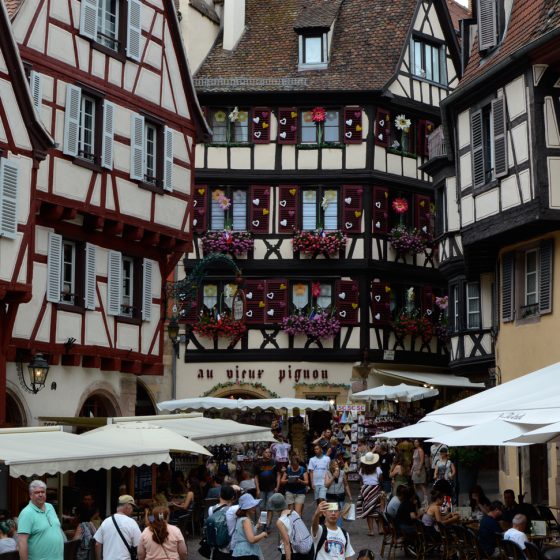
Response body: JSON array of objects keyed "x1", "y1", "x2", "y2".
[
  {"x1": 157, "y1": 397, "x2": 333, "y2": 413},
  {"x1": 377, "y1": 421, "x2": 460, "y2": 439},
  {"x1": 374, "y1": 368, "x2": 485, "y2": 389},
  {"x1": 115, "y1": 414, "x2": 276, "y2": 446},
  {"x1": 0, "y1": 426, "x2": 171, "y2": 478}
]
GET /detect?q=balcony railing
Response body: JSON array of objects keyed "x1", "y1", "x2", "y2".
[{"x1": 428, "y1": 125, "x2": 447, "y2": 160}]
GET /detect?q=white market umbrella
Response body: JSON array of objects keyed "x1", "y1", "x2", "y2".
[
  {"x1": 157, "y1": 397, "x2": 239, "y2": 412},
  {"x1": 379, "y1": 421, "x2": 459, "y2": 439},
  {"x1": 507, "y1": 421, "x2": 560, "y2": 445},
  {"x1": 82, "y1": 422, "x2": 212, "y2": 456},
  {"x1": 352, "y1": 383, "x2": 439, "y2": 402},
  {"x1": 238, "y1": 398, "x2": 332, "y2": 411}
]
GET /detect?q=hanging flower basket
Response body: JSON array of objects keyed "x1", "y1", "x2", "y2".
[
  {"x1": 434, "y1": 322, "x2": 450, "y2": 344},
  {"x1": 388, "y1": 225, "x2": 429, "y2": 255},
  {"x1": 193, "y1": 313, "x2": 246, "y2": 341},
  {"x1": 392, "y1": 313, "x2": 433, "y2": 343},
  {"x1": 200, "y1": 230, "x2": 254, "y2": 255},
  {"x1": 292, "y1": 230, "x2": 347, "y2": 257},
  {"x1": 281, "y1": 310, "x2": 341, "y2": 339}
]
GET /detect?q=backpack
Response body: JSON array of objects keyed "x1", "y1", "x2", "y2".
[
  {"x1": 288, "y1": 511, "x2": 313, "y2": 554},
  {"x1": 314, "y1": 524, "x2": 348, "y2": 560},
  {"x1": 205, "y1": 504, "x2": 231, "y2": 548}
]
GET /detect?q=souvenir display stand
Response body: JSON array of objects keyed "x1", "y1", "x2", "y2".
[{"x1": 335, "y1": 404, "x2": 366, "y2": 481}]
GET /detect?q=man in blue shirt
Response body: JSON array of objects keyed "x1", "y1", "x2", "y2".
[
  {"x1": 478, "y1": 500, "x2": 504, "y2": 558},
  {"x1": 18, "y1": 480, "x2": 64, "y2": 560}
]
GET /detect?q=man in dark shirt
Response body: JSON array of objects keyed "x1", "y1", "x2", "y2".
[
  {"x1": 478, "y1": 501, "x2": 504, "y2": 558},
  {"x1": 378, "y1": 443, "x2": 394, "y2": 494},
  {"x1": 501, "y1": 489, "x2": 520, "y2": 529},
  {"x1": 254, "y1": 448, "x2": 279, "y2": 530}
]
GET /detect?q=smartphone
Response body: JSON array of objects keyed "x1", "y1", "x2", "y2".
[
  {"x1": 327, "y1": 502, "x2": 339, "y2": 511},
  {"x1": 259, "y1": 511, "x2": 267, "y2": 524}
]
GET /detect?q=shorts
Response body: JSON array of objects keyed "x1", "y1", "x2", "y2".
[
  {"x1": 259, "y1": 490, "x2": 275, "y2": 510},
  {"x1": 286, "y1": 491, "x2": 306, "y2": 505},
  {"x1": 313, "y1": 484, "x2": 327, "y2": 501}
]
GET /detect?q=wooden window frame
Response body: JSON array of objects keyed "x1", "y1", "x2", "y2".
[
  {"x1": 116, "y1": 255, "x2": 142, "y2": 324},
  {"x1": 139, "y1": 116, "x2": 165, "y2": 193},
  {"x1": 57, "y1": 238, "x2": 86, "y2": 314},
  {"x1": 208, "y1": 107, "x2": 250, "y2": 145},
  {"x1": 209, "y1": 186, "x2": 248, "y2": 232},
  {"x1": 290, "y1": 280, "x2": 334, "y2": 313},
  {"x1": 299, "y1": 108, "x2": 341, "y2": 145},
  {"x1": 301, "y1": 186, "x2": 339, "y2": 231},
  {"x1": 300, "y1": 32, "x2": 328, "y2": 67},
  {"x1": 466, "y1": 281, "x2": 481, "y2": 330},
  {"x1": 411, "y1": 36, "x2": 447, "y2": 86},
  {"x1": 91, "y1": 0, "x2": 128, "y2": 62}
]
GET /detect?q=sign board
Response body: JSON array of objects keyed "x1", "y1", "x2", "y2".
[{"x1": 383, "y1": 350, "x2": 395, "y2": 360}]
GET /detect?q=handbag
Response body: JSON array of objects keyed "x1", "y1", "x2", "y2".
[
  {"x1": 111, "y1": 515, "x2": 138, "y2": 560},
  {"x1": 341, "y1": 503, "x2": 356, "y2": 521}
]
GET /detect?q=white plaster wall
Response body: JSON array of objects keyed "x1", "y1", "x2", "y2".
[
  {"x1": 346, "y1": 144, "x2": 367, "y2": 169},
  {"x1": 475, "y1": 188, "x2": 500, "y2": 220},
  {"x1": 505, "y1": 75, "x2": 526, "y2": 120},
  {"x1": 461, "y1": 194, "x2": 474, "y2": 226},
  {"x1": 457, "y1": 110, "x2": 470, "y2": 150},
  {"x1": 182, "y1": 7, "x2": 220, "y2": 74},
  {"x1": 501, "y1": 175, "x2": 521, "y2": 210},
  {"x1": 446, "y1": 177, "x2": 460, "y2": 231},
  {"x1": 298, "y1": 150, "x2": 318, "y2": 170},
  {"x1": 230, "y1": 148, "x2": 251, "y2": 169},
  {"x1": 253, "y1": 144, "x2": 276, "y2": 170},
  {"x1": 460, "y1": 153, "x2": 472, "y2": 189}
]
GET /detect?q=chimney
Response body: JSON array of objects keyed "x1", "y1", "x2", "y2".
[{"x1": 223, "y1": 0, "x2": 245, "y2": 51}]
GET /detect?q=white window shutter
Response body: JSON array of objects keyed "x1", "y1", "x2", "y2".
[
  {"x1": 470, "y1": 109, "x2": 484, "y2": 189},
  {"x1": 478, "y1": 0, "x2": 497, "y2": 51},
  {"x1": 130, "y1": 113, "x2": 145, "y2": 180},
  {"x1": 141, "y1": 258, "x2": 153, "y2": 321},
  {"x1": 0, "y1": 159, "x2": 19, "y2": 239},
  {"x1": 107, "y1": 250, "x2": 122, "y2": 316},
  {"x1": 492, "y1": 96, "x2": 508, "y2": 178},
  {"x1": 163, "y1": 126, "x2": 174, "y2": 192},
  {"x1": 101, "y1": 101, "x2": 115, "y2": 170},
  {"x1": 63, "y1": 84, "x2": 82, "y2": 157},
  {"x1": 29, "y1": 70, "x2": 42, "y2": 112},
  {"x1": 127, "y1": 0, "x2": 142, "y2": 62},
  {"x1": 79, "y1": 0, "x2": 99, "y2": 41},
  {"x1": 47, "y1": 232, "x2": 62, "y2": 303},
  {"x1": 85, "y1": 243, "x2": 97, "y2": 310}
]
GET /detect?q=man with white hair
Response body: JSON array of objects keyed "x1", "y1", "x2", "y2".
[
  {"x1": 503, "y1": 513, "x2": 528, "y2": 553},
  {"x1": 18, "y1": 480, "x2": 64, "y2": 560}
]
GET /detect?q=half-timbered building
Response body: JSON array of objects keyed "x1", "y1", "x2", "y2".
[
  {"x1": 3, "y1": 0, "x2": 206, "y2": 425},
  {"x1": 424, "y1": 0, "x2": 560, "y2": 504},
  {"x1": 173, "y1": 0, "x2": 479, "y2": 404}
]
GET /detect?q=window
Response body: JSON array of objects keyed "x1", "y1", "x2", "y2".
[
  {"x1": 291, "y1": 281, "x2": 333, "y2": 311},
  {"x1": 107, "y1": 251, "x2": 153, "y2": 320},
  {"x1": 411, "y1": 38, "x2": 447, "y2": 85},
  {"x1": 302, "y1": 187, "x2": 338, "y2": 230},
  {"x1": 391, "y1": 116, "x2": 416, "y2": 155},
  {"x1": 471, "y1": 97, "x2": 507, "y2": 188},
  {"x1": 210, "y1": 188, "x2": 247, "y2": 231},
  {"x1": 452, "y1": 284, "x2": 459, "y2": 332},
  {"x1": 301, "y1": 109, "x2": 340, "y2": 144},
  {"x1": 299, "y1": 33, "x2": 328, "y2": 68},
  {"x1": 79, "y1": 0, "x2": 141, "y2": 61},
  {"x1": 466, "y1": 282, "x2": 481, "y2": 330},
  {"x1": 46, "y1": 234, "x2": 96, "y2": 310},
  {"x1": 202, "y1": 282, "x2": 239, "y2": 313},
  {"x1": 502, "y1": 241, "x2": 553, "y2": 322},
  {"x1": 79, "y1": 95, "x2": 96, "y2": 162},
  {"x1": 209, "y1": 108, "x2": 249, "y2": 144},
  {"x1": 130, "y1": 114, "x2": 174, "y2": 191}
]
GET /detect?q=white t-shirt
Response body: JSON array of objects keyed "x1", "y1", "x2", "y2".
[
  {"x1": 308, "y1": 455, "x2": 331, "y2": 486},
  {"x1": 504, "y1": 527, "x2": 528, "y2": 550},
  {"x1": 361, "y1": 467, "x2": 382, "y2": 486},
  {"x1": 226, "y1": 504, "x2": 240, "y2": 537},
  {"x1": 272, "y1": 442, "x2": 292, "y2": 462},
  {"x1": 94, "y1": 513, "x2": 141, "y2": 560},
  {"x1": 278, "y1": 512, "x2": 293, "y2": 553},
  {"x1": 313, "y1": 524, "x2": 355, "y2": 560}
]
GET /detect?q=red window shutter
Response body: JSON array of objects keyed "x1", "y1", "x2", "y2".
[
  {"x1": 277, "y1": 107, "x2": 298, "y2": 145},
  {"x1": 244, "y1": 279, "x2": 266, "y2": 324},
  {"x1": 374, "y1": 108, "x2": 391, "y2": 147},
  {"x1": 251, "y1": 107, "x2": 271, "y2": 144},
  {"x1": 335, "y1": 279, "x2": 359, "y2": 325},
  {"x1": 421, "y1": 285, "x2": 434, "y2": 316},
  {"x1": 343, "y1": 106, "x2": 363, "y2": 145},
  {"x1": 278, "y1": 185, "x2": 299, "y2": 232},
  {"x1": 249, "y1": 185, "x2": 270, "y2": 233},
  {"x1": 417, "y1": 120, "x2": 434, "y2": 157},
  {"x1": 371, "y1": 282, "x2": 391, "y2": 325},
  {"x1": 342, "y1": 185, "x2": 363, "y2": 234},
  {"x1": 414, "y1": 194, "x2": 432, "y2": 232},
  {"x1": 192, "y1": 185, "x2": 208, "y2": 233},
  {"x1": 265, "y1": 279, "x2": 288, "y2": 324},
  {"x1": 372, "y1": 186, "x2": 389, "y2": 234}
]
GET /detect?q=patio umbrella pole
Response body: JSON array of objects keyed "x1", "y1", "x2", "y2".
[{"x1": 517, "y1": 447, "x2": 523, "y2": 503}]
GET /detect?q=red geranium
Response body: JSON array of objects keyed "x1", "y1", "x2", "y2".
[
  {"x1": 311, "y1": 107, "x2": 327, "y2": 123},
  {"x1": 392, "y1": 197, "x2": 409, "y2": 214}
]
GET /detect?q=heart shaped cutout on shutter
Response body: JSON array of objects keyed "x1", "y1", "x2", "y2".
[
  {"x1": 352, "y1": 303, "x2": 358, "y2": 309},
  {"x1": 258, "y1": 301, "x2": 265, "y2": 308},
  {"x1": 345, "y1": 197, "x2": 352, "y2": 205},
  {"x1": 375, "y1": 201, "x2": 381, "y2": 208},
  {"x1": 379, "y1": 120, "x2": 385, "y2": 127},
  {"x1": 262, "y1": 111, "x2": 269, "y2": 118},
  {"x1": 279, "y1": 132, "x2": 287, "y2": 139},
  {"x1": 266, "y1": 292, "x2": 274, "y2": 299},
  {"x1": 356, "y1": 125, "x2": 362, "y2": 132},
  {"x1": 290, "y1": 125, "x2": 297, "y2": 132},
  {"x1": 193, "y1": 219, "x2": 198, "y2": 226},
  {"x1": 355, "y1": 111, "x2": 362, "y2": 118},
  {"x1": 289, "y1": 210, "x2": 295, "y2": 217},
  {"x1": 339, "y1": 310, "x2": 347, "y2": 318},
  {"x1": 193, "y1": 200, "x2": 197, "y2": 207},
  {"x1": 253, "y1": 116, "x2": 260, "y2": 124},
  {"x1": 280, "y1": 219, "x2": 288, "y2": 227},
  {"x1": 339, "y1": 292, "x2": 346, "y2": 299},
  {"x1": 246, "y1": 292, "x2": 253, "y2": 299},
  {"x1": 345, "y1": 132, "x2": 352, "y2": 138},
  {"x1": 198, "y1": 188, "x2": 205, "y2": 195},
  {"x1": 426, "y1": 309, "x2": 432, "y2": 316},
  {"x1": 246, "y1": 310, "x2": 253, "y2": 317},
  {"x1": 254, "y1": 131, "x2": 262, "y2": 139},
  {"x1": 375, "y1": 295, "x2": 381, "y2": 302},
  {"x1": 378, "y1": 133, "x2": 384, "y2": 141},
  {"x1": 263, "y1": 209, "x2": 269, "y2": 215},
  {"x1": 280, "y1": 283, "x2": 287, "y2": 290},
  {"x1": 354, "y1": 211, "x2": 362, "y2": 218},
  {"x1": 252, "y1": 220, "x2": 260, "y2": 227},
  {"x1": 252, "y1": 198, "x2": 260, "y2": 206},
  {"x1": 262, "y1": 122, "x2": 269, "y2": 129},
  {"x1": 345, "y1": 222, "x2": 353, "y2": 229},
  {"x1": 267, "y1": 309, "x2": 274, "y2": 316},
  {"x1": 422, "y1": 226, "x2": 428, "y2": 233},
  {"x1": 375, "y1": 221, "x2": 381, "y2": 229},
  {"x1": 346, "y1": 119, "x2": 353, "y2": 126},
  {"x1": 374, "y1": 313, "x2": 381, "y2": 320},
  {"x1": 279, "y1": 200, "x2": 287, "y2": 207},
  {"x1": 291, "y1": 111, "x2": 297, "y2": 118},
  {"x1": 289, "y1": 188, "x2": 296, "y2": 195},
  {"x1": 279, "y1": 118, "x2": 287, "y2": 125}
]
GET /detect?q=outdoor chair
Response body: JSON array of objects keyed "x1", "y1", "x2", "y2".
[
  {"x1": 63, "y1": 539, "x2": 81, "y2": 560},
  {"x1": 451, "y1": 524, "x2": 478, "y2": 560},
  {"x1": 537, "y1": 506, "x2": 560, "y2": 533},
  {"x1": 524, "y1": 541, "x2": 545, "y2": 560},
  {"x1": 411, "y1": 519, "x2": 440, "y2": 560},
  {"x1": 381, "y1": 512, "x2": 406, "y2": 560},
  {"x1": 379, "y1": 511, "x2": 394, "y2": 558},
  {"x1": 437, "y1": 522, "x2": 461, "y2": 560},
  {"x1": 499, "y1": 538, "x2": 526, "y2": 560}
]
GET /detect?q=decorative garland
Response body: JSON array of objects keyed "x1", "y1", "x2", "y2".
[
  {"x1": 293, "y1": 382, "x2": 350, "y2": 390},
  {"x1": 202, "y1": 381, "x2": 279, "y2": 398}
]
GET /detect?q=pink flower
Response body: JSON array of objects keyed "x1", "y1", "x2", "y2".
[
  {"x1": 392, "y1": 197, "x2": 409, "y2": 214},
  {"x1": 311, "y1": 107, "x2": 326, "y2": 123}
]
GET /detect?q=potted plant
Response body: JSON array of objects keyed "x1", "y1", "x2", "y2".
[
  {"x1": 292, "y1": 229, "x2": 347, "y2": 257},
  {"x1": 200, "y1": 229, "x2": 254, "y2": 256},
  {"x1": 280, "y1": 308, "x2": 341, "y2": 339},
  {"x1": 193, "y1": 311, "x2": 246, "y2": 341}
]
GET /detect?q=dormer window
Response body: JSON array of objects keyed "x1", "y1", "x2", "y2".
[{"x1": 300, "y1": 33, "x2": 328, "y2": 67}]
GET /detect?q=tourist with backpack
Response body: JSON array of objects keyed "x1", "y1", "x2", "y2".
[
  {"x1": 311, "y1": 501, "x2": 355, "y2": 560},
  {"x1": 231, "y1": 494, "x2": 268, "y2": 560},
  {"x1": 205, "y1": 485, "x2": 236, "y2": 560},
  {"x1": 269, "y1": 493, "x2": 313, "y2": 560}
]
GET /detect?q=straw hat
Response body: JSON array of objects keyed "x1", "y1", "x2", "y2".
[{"x1": 360, "y1": 451, "x2": 380, "y2": 465}]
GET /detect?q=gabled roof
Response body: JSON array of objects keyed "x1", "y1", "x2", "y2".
[
  {"x1": 293, "y1": 0, "x2": 343, "y2": 31},
  {"x1": 0, "y1": 0, "x2": 53, "y2": 156},
  {"x1": 456, "y1": 0, "x2": 560, "y2": 92},
  {"x1": 195, "y1": 0, "x2": 421, "y2": 93},
  {"x1": 446, "y1": 0, "x2": 470, "y2": 31}
]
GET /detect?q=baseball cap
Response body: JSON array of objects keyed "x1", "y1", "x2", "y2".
[{"x1": 118, "y1": 495, "x2": 137, "y2": 507}]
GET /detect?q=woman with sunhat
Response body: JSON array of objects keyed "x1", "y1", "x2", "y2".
[
  {"x1": 231, "y1": 493, "x2": 268, "y2": 560},
  {"x1": 356, "y1": 451, "x2": 383, "y2": 536}
]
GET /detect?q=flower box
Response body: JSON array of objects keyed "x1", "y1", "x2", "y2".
[
  {"x1": 281, "y1": 310, "x2": 341, "y2": 339},
  {"x1": 388, "y1": 225, "x2": 430, "y2": 255},
  {"x1": 200, "y1": 230, "x2": 254, "y2": 256},
  {"x1": 292, "y1": 229, "x2": 347, "y2": 257},
  {"x1": 392, "y1": 313, "x2": 433, "y2": 343},
  {"x1": 193, "y1": 313, "x2": 246, "y2": 341}
]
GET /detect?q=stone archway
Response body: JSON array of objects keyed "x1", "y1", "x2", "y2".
[
  {"x1": 135, "y1": 380, "x2": 157, "y2": 416},
  {"x1": 207, "y1": 382, "x2": 276, "y2": 399},
  {"x1": 77, "y1": 385, "x2": 121, "y2": 419},
  {"x1": 5, "y1": 390, "x2": 27, "y2": 427}
]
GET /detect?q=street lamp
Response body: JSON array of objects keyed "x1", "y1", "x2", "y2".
[
  {"x1": 18, "y1": 353, "x2": 50, "y2": 394},
  {"x1": 167, "y1": 316, "x2": 180, "y2": 357}
]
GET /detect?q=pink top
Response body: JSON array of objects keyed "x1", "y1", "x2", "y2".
[{"x1": 138, "y1": 524, "x2": 185, "y2": 560}]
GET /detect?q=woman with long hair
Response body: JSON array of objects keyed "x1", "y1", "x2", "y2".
[
  {"x1": 421, "y1": 490, "x2": 460, "y2": 539},
  {"x1": 356, "y1": 452, "x2": 383, "y2": 536},
  {"x1": 138, "y1": 506, "x2": 187, "y2": 560},
  {"x1": 468, "y1": 485, "x2": 491, "y2": 517},
  {"x1": 411, "y1": 439, "x2": 427, "y2": 506},
  {"x1": 169, "y1": 478, "x2": 195, "y2": 524}
]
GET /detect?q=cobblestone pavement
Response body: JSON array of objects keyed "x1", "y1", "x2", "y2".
[{"x1": 187, "y1": 484, "x2": 387, "y2": 559}]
